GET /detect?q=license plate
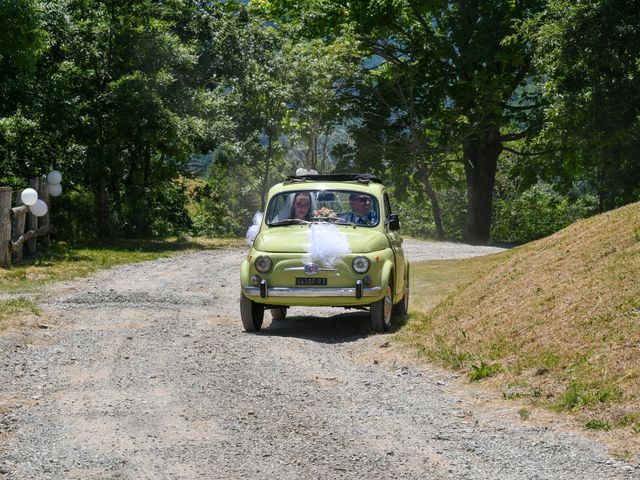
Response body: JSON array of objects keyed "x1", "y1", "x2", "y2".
[{"x1": 295, "y1": 277, "x2": 327, "y2": 286}]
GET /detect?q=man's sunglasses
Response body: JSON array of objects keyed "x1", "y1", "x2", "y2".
[{"x1": 351, "y1": 196, "x2": 371, "y2": 203}]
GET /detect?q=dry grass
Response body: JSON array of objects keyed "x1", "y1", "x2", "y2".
[
  {"x1": 0, "y1": 298, "x2": 40, "y2": 331},
  {"x1": 403, "y1": 202, "x2": 640, "y2": 435}
]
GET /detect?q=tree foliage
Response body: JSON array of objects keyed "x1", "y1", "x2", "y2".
[
  {"x1": 254, "y1": 0, "x2": 547, "y2": 243},
  {"x1": 1, "y1": 0, "x2": 638, "y2": 244},
  {"x1": 526, "y1": 0, "x2": 640, "y2": 211}
]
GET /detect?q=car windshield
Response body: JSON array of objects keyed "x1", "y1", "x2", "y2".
[{"x1": 265, "y1": 190, "x2": 380, "y2": 227}]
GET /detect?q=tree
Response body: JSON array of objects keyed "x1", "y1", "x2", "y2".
[
  {"x1": 281, "y1": 33, "x2": 361, "y2": 173},
  {"x1": 253, "y1": 0, "x2": 546, "y2": 243},
  {"x1": 36, "y1": 0, "x2": 232, "y2": 237},
  {"x1": 526, "y1": 0, "x2": 640, "y2": 210},
  {"x1": 334, "y1": 55, "x2": 458, "y2": 240},
  {"x1": 0, "y1": 0, "x2": 45, "y2": 114},
  {"x1": 227, "y1": 18, "x2": 290, "y2": 211},
  {"x1": 0, "y1": 0, "x2": 47, "y2": 182}
]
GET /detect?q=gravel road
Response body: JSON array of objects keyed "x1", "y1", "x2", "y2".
[{"x1": 1, "y1": 241, "x2": 638, "y2": 479}]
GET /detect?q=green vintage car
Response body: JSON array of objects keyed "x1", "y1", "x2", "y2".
[{"x1": 240, "y1": 173, "x2": 409, "y2": 332}]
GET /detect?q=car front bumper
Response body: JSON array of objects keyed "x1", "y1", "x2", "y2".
[{"x1": 242, "y1": 285, "x2": 382, "y2": 298}]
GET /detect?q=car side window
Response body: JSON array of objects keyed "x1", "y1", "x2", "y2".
[{"x1": 384, "y1": 193, "x2": 393, "y2": 218}]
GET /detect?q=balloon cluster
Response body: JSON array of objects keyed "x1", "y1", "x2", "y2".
[{"x1": 19, "y1": 171, "x2": 63, "y2": 218}]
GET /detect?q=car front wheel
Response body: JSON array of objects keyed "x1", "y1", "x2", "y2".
[
  {"x1": 371, "y1": 284, "x2": 393, "y2": 332},
  {"x1": 392, "y1": 266, "x2": 410, "y2": 317},
  {"x1": 240, "y1": 294, "x2": 264, "y2": 332}
]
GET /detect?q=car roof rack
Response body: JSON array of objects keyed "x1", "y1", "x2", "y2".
[{"x1": 285, "y1": 173, "x2": 384, "y2": 185}]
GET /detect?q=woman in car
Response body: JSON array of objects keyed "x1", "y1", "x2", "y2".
[{"x1": 289, "y1": 192, "x2": 314, "y2": 221}]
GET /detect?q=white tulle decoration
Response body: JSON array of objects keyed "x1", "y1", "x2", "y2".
[
  {"x1": 304, "y1": 223, "x2": 351, "y2": 268},
  {"x1": 30, "y1": 199, "x2": 48, "y2": 217},
  {"x1": 245, "y1": 211, "x2": 263, "y2": 245}
]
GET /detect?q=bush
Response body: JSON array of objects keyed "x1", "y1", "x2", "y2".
[
  {"x1": 50, "y1": 189, "x2": 99, "y2": 242},
  {"x1": 492, "y1": 182, "x2": 599, "y2": 244},
  {"x1": 394, "y1": 186, "x2": 467, "y2": 240},
  {"x1": 190, "y1": 183, "x2": 249, "y2": 237}
]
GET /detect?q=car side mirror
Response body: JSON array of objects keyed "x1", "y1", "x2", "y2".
[{"x1": 386, "y1": 213, "x2": 400, "y2": 231}]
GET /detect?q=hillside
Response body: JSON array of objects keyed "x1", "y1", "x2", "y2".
[{"x1": 406, "y1": 202, "x2": 640, "y2": 432}]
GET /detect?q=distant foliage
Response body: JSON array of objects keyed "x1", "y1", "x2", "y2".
[
  {"x1": 191, "y1": 188, "x2": 246, "y2": 237},
  {"x1": 190, "y1": 148, "x2": 256, "y2": 237},
  {"x1": 492, "y1": 183, "x2": 599, "y2": 244},
  {"x1": 394, "y1": 187, "x2": 466, "y2": 241},
  {"x1": 2, "y1": 0, "x2": 639, "y2": 243}
]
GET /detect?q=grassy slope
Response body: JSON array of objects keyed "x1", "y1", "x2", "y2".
[{"x1": 404, "y1": 202, "x2": 640, "y2": 432}]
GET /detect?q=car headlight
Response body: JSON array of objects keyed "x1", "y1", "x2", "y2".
[
  {"x1": 352, "y1": 256, "x2": 370, "y2": 274},
  {"x1": 254, "y1": 255, "x2": 273, "y2": 273}
]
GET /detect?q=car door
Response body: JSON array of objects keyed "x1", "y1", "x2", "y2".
[{"x1": 383, "y1": 191, "x2": 406, "y2": 299}]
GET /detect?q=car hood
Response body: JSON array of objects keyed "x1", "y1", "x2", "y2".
[{"x1": 253, "y1": 226, "x2": 390, "y2": 254}]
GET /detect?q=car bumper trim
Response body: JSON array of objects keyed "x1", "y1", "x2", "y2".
[{"x1": 242, "y1": 285, "x2": 382, "y2": 298}]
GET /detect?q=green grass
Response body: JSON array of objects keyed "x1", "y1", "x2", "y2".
[
  {"x1": 0, "y1": 298, "x2": 41, "y2": 331},
  {"x1": 518, "y1": 408, "x2": 531, "y2": 421},
  {"x1": 469, "y1": 360, "x2": 503, "y2": 381},
  {"x1": 585, "y1": 420, "x2": 612, "y2": 431},
  {"x1": 0, "y1": 237, "x2": 243, "y2": 295},
  {"x1": 0, "y1": 237, "x2": 243, "y2": 328}
]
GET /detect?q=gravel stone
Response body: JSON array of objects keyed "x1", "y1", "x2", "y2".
[{"x1": 0, "y1": 242, "x2": 638, "y2": 479}]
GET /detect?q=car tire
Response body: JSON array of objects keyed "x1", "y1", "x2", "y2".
[
  {"x1": 270, "y1": 306, "x2": 287, "y2": 321},
  {"x1": 371, "y1": 284, "x2": 393, "y2": 332},
  {"x1": 392, "y1": 265, "x2": 410, "y2": 317},
  {"x1": 240, "y1": 294, "x2": 264, "y2": 332}
]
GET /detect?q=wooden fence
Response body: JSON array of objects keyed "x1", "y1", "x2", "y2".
[{"x1": 0, "y1": 178, "x2": 53, "y2": 266}]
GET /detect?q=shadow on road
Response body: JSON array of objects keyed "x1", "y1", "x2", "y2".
[{"x1": 258, "y1": 309, "x2": 375, "y2": 344}]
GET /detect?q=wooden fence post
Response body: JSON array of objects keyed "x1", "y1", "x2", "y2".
[
  {"x1": 26, "y1": 178, "x2": 38, "y2": 255},
  {"x1": 37, "y1": 177, "x2": 50, "y2": 246},
  {"x1": 0, "y1": 187, "x2": 12, "y2": 266},
  {"x1": 11, "y1": 199, "x2": 28, "y2": 263}
]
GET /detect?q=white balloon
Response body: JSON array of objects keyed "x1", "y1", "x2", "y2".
[
  {"x1": 20, "y1": 188, "x2": 38, "y2": 206},
  {"x1": 48, "y1": 183, "x2": 63, "y2": 197},
  {"x1": 30, "y1": 199, "x2": 48, "y2": 217},
  {"x1": 47, "y1": 170, "x2": 62, "y2": 184}
]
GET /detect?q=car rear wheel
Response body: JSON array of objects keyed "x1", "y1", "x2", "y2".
[
  {"x1": 392, "y1": 266, "x2": 410, "y2": 317},
  {"x1": 240, "y1": 294, "x2": 264, "y2": 332},
  {"x1": 371, "y1": 284, "x2": 393, "y2": 332},
  {"x1": 270, "y1": 306, "x2": 287, "y2": 321}
]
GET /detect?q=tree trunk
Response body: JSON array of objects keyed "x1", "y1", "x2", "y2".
[
  {"x1": 423, "y1": 176, "x2": 445, "y2": 241},
  {"x1": 143, "y1": 145, "x2": 151, "y2": 188},
  {"x1": 306, "y1": 132, "x2": 317, "y2": 171},
  {"x1": 417, "y1": 164, "x2": 445, "y2": 240},
  {"x1": 462, "y1": 126, "x2": 502, "y2": 244},
  {"x1": 260, "y1": 136, "x2": 273, "y2": 212},
  {"x1": 96, "y1": 178, "x2": 110, "y2": 238}
]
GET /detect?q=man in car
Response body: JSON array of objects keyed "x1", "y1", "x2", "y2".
[{"x1": 340, "y1": 193, "x2": 378, "y2": 225}]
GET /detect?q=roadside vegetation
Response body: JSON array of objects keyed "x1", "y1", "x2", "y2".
[
  {"x1": 2, "y1": 0, "x2": 638, "y2": 246},
  {"x1": 403, "y1": 202, "x2": 640, "y2": 438}
]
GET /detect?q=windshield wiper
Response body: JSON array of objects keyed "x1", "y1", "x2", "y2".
[
  {"x1": 268, "y1": 219, "x2": 311, "y2": 226},
  {"x1": 334, "y1": 220, "x2": 358, "y2": 227}
]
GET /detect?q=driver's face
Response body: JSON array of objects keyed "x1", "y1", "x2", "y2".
[
  {"x1": 293, "y1": 194, "x2": 311, "y2": 219},
  {"x1": 349, "y1": 194, "x2": 372, "y2": 216}
]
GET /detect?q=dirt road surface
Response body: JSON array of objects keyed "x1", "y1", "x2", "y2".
[{"x1": 1, "y1": 242, "x2": 638, "y2": 479}]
